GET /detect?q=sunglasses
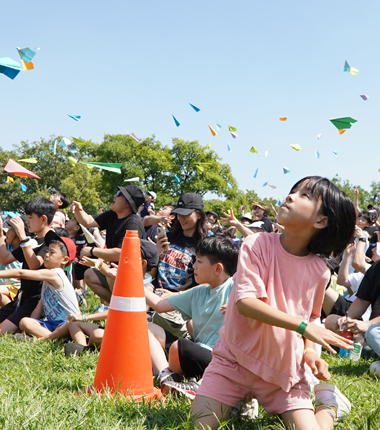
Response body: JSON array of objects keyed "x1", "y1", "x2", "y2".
[{"x1": 116, "y1": 190, "x2": 122, "y2": 197}]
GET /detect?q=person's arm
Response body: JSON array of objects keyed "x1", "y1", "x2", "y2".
[
  {"x1": 143, "y1": 214, "x2": 171, "y2": 227},
  {"x1": 337, "y1": 242, "x2": 355, "y2": 292},
  {"x1": 221, "y1": 208, "x2": 254, "y2": 237},
  {"x1": 353, "y1": 187, "x2": 360, "y2": 216},
  {"x1": 352, "y1": 226, "x2": 368, "y2": 274},
  {"x1": 70, "y1": 201, "x2": 99, "y2": 228},
  {"x1": 68, "y1": 309, "x2": 109, "y2": 322},
  {"x1": 144, "y1": 287, "x2": 175, "y2": 313},
  {"x1": 80, "y1": 246, "x2": 121, "y2": 262},
  {"x1": 30, "y1": 299, "x2": 44, "y2": 319},
  {"x1": 0, "y1": 268, "x2": 61, "y2": 287},
  {"x1": 235, "y1": 297, "x2": 353, "y2": 353},
  {"x1": 80, "y1": 257, "x2": 117, "y2": 281},
  {"x1": 0, "y1": 218, "x2": 16, "y2": 265}
]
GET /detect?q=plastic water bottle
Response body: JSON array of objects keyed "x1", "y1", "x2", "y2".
[
  {"x1": 339, "y1": 316, "x2": 353, "y2": 358},
  {"x1": 349, "y1": 333, "x2": 364, "y2": 361}
]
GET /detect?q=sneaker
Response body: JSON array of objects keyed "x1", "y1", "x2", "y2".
[
  {"x1": 75, "y1": 290, "x2": 87, "y2": 307},
  {"x1": 93, "y1": 304, "x2": 109, "y2": 313},
  {"x1": 369, "y1": 360, "x2": 380, "y2": 376},
  {"x1": 232, "y1": 399, "x2": 259, "y2": 419},
  {"x1": 64, "y1": 343, "x2": 96, "y2": 357},
  {"x1": 315, "y1": 383, "x2": 351, "y2": 421},
  {"x1": 14, "y1": 333, "x2": 34, "y2": 342},
  {"x1": 161, "y1": 378, "x2": 199, "y2": 399},
  {"x1": 160, "y1": 372, "x2": 182, "y2": 394}
]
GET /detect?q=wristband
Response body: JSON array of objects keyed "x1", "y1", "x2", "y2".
[
  {"x1": 304, "y1": 348, "x2": 317, "y2": 355},
  {"x1": 20, "y1": 237, "x2": 31, "y2": 244},
  {"x1": 21, "y1": 245, "x2": 32, "y2": 251},
  {"x1": 297, "y1": 319, "x2": 308, "y2": 335},
  {"x1": 82, "y1": 314, "x2": 87, "y2": 323},
  {"x1": 20, "y1": 241, "x2": 31, "y2": 249},
  {"x1": 90, "y1": 247, "x2": 96, "y2": 258}
]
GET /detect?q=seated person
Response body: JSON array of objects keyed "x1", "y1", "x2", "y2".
[
  {"x1": 50, "y1": 191, "x2": 70, "y2": 228},
  {"x1": 145, "y1": 235, "x2": 239, "y2": 397},
  {"x1": 63, "y1": 239, "x2": 159, "y2": 356},
  {"x1": 251, "y1": 201, "x2": 273, "y2": 232},
  {"x1": 0, "y1": 230, "x2": 79, "y2": 340}
]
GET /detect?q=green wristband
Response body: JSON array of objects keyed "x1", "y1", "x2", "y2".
[{"x1": 297, "y1": 319, "x2": 308, "y2": 335}]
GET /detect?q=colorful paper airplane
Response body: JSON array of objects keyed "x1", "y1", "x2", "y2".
[
  {"x1": 72, "y1": 137, "x2": 86, "y2": 145},
  {"x1": 205, "y1": 142, "x2": 211, "y2": 149},
  {"x1": 279, "y1": 117, "x2": 287, "y2": 121},
  {"x1": 174, "y1": 174, "x2": 180, "y2": 183},
  {"x1": 0, "y1": 57, "x2": 22, "y2": 80},
  {"x1": 227, "y1": 142, "x2": 231, "y2": 152},
  {"x1": 20, "y1": 183, "x2": 27, "y2": 192},
  {"x1": 60, "y1": 138, "x2": 71, "y2": 147},
  {"x1": 315, "y1": 150, "x2": 320, "y2": 159},
  {"x1": 80, "y1": 162, "x2": 122, "y2": 174},
  {"x1": 215, "y1": 124, "x2": 222, "y2": 130},
  {"x1": 332, "y1": 150, "x2": 338, "y2": 156},
  {"x1": 350, "y1": 67, "x2": 359, "y2": 75},
  {"x1": 228, "y1": 126, "x2": 237, "y2": 132},
  {"x1": 339, "y1": 129, "x2": 346, "y2": 135},
  {"x1": 172, "y1": 115, "x2": 180, "y2": 127},
  {"x1": 4, "y1": 159, "x2": 41, "y2": 179},
  {"x1": 68, "y1": 114, "x2": 81, "y2": 121},
  {"x1": 283, "y1": 167, "x2": 290, "y2": 174},
  {"x1": 343, "y1": 61, "x2": 351, "y2": 72},
  {"x1": 208, "y1": 124, "x2": 217, "y2": 136},
  {"x1": 227, "y1": 183, "x2": 233, "y2": 188},
  {"x1": 268, "y1": 184, "x2": 276, "y2": 189},
  {"x1": 16, "y1": 47, "x2": 36, "y2": 64},
  {"x1": 253, "y1": 168, "x2": 258, "y2": 178},
  {"x1": 124, "y1": 177, "x2": 139, "y2": 182},
  {"x1": 263, "y1": 182, "x2": 268, "y2": 187},
  {"x1": 230, "y1": 132, "x2": 238, "y2": 139},
  {"x1": 330, "y1": 117, "x2": 357, "y2": 130},
  {"x1": 189, "y1": 103, "x2": 200, "y2": 112},
  {"x1": 126, "y1": 131, "x2": 141, "y2": 143},
  {"x1": 68, "y1": 157, "x2": 77, "y2": 166},
  {"x1": 6, "y1": 176, "x2": 14, "y2": 183},
  {"x1": 290, "y1": 144, "x2": 301, "y2": 151},
  {"x1": 21, "y1": 60, "x2": 34, "y2": 71},
  {"x1": 360, "y1": 95, "x2": 369, "y2": 101},
  {"x1": 250, "y1": 146, "x2": 258, "y2": 153},
  {"x1": 18, "y1": 158, "x2": 37, "y2": 164}
]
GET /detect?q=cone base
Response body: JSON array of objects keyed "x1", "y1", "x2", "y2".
[{"x1": 81, "y1": 385, "x2": 163, "y2": 401}]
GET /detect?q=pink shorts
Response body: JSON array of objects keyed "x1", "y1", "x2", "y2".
[{"x1": 197, "y1": 353, "x2": 313, "y2": 415}]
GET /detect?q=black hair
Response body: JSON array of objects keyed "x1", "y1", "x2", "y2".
[
  {"x1": 171, "y1": 209, "x2": 208, "y2": 242},
  {"x1": 53, "y1": 227, "x2": 70, "y2": 238},
  {"x1": 56, "y1": 191, "x2": 70, "y2": 209},
  {"x1": 358, "y1": 210, "x2": 373, "y2": 225},
  {"x1": 25, "y1": 197, "x2": 56, "y2": 225},
  {"x1": 48, "y1": 240, "x2": 68, "y2": 257},
  {"x1": 289, "y1": 176, "x2": 356, "y2": 257},
  {"x1": 196, "y1": 235, "x2": 239, "y2": 276}
]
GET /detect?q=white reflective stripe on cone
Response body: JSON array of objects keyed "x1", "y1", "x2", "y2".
[{"x1": 109, "y1": 296, "x2": 146, "y2": 312}]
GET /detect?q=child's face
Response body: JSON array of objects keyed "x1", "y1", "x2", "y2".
[
  {"x1": 193, "y1": 254, "x2": 215, "y2": 284},
  {"x1": 27, "y1": 213, "x2": 46, "y2": 234},
  {"x1": 50, "y1": 194, "x2": 62, "y2": 209},
  {"x1": 5, "y1": 225, "x2": 17, "y2": 246},
  {"x1": 145, "y1": 194, "x2": 154, "y2": 204},
  {"x1": 254, "y1": 208, "x2": 265, "y2": 219},
  {"x1": 278, "y1": 181, "x2": 324, "y2": 228},
  {"x1": 356, "y1": 216, "x2": 369, "y2": 230},
  {"x1": 44, "y1": 243, "x2": 69, "y2": 269},
  {"x1": 65, "y1": 218, "x2": 79, "y2": 234}
]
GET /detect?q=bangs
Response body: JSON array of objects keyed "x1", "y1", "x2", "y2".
[{"x1": 290, "y1": 176, "x2": 328, "y2": 200}]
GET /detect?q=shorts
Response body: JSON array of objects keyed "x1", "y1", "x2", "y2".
[
  {"x1": 164, "y1": 330, "x2": 213, "y2": 378},
  {"x1": 0, "y1": 300, "x2": 38, "y2": 327},
  {"x1": 7, "y1": 284, "x2": 20, "y2": 300},
  {"x1": 197, "y1": 354, "x2": 312, "y2": 415},
  {"x1": 35, "y1": 319, "x2": 66, "y2": 332},
  {"x1": 72, "y1": 261, "x2": 89, "y2": 281},
  {"x1": 329, "y1": 294, "x2": 351, "y2": 317},
  {"x1": 153, "y1": 310, "x2": 188, "y2": 338},
  {"x1": 94, "y1": 270, "x2": 110, "y2": 290}
]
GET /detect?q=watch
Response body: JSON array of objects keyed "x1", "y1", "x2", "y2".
[
  {"x1": 20, "y1": 236, "x2": 31, "y2": 244},
  {"x1": 358, "y1": 237, "x2": 366, "y2": 242}
]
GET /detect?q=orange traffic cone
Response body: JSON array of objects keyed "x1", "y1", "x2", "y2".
[{"x1": 93, "y1": 230, "x2": 162, "y2": 400}]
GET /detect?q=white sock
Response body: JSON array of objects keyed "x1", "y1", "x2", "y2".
[{"x1": 159, "y1": 367, "x2": 173, "y2": 381}]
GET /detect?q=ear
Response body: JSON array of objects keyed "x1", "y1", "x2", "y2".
[
  {"x1": 314, "y1": 215, "x2": 328, "y2": 230},
  {"x1": 142, "y1": 259, "x2": 147, "y2": 270},
  {"x1": 62, "y1": 256, "x2": 70, "y2": 266},
  {"x1": 215, "y1": 262, "x2": 224, "y2": 276},
  {"x1": 57, "y1": 200, "x2": 63, "y2": 208},
  {"x1": 41, "y1": 214, "x2": 48, "y2": 225}
]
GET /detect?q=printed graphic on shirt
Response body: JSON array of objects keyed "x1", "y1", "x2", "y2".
[
  {"x1": 42, "y1": 288, "x2": 66, "y2": 321},
  {"x1": 158, "y1": 244, "x2": 194, "y2": 289}
]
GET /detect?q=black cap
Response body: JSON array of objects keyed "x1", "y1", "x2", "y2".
[
  {"x1": 117, "y1": 185, "x2": 145, "y2": 213},
  {"x1": 172, "y1": 193, "x2": 204, "y2": 216},
  {"x1": 206, "y1": 211, "x2": 219, "y2": 220},
  {"x1": 140, "y1": 239, "x2": 159, "y2": 268}
]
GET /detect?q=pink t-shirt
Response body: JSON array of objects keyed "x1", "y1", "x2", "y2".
[{"x1": 214, "y1": 233, "x2": 329, "y2": 392}]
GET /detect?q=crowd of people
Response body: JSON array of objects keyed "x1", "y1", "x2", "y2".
[{"x1": 1, "y1": 178, "x2": 380, "y2": 429}]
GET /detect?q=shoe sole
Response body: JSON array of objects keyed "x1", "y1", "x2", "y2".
[
  {"x1": 161, "y1": 382, "x2": 198, "y2": 400},
  {"x1": 315, "y1": 383, "x2": 351, "y2": 418}
]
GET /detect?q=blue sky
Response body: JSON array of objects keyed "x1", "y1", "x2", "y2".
[{"x1": 1, "y1": 1, "x2": 379, "y2": 202}]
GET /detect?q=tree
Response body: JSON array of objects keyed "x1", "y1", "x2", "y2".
[{"x1": 332, "y1": 177, "x2": 371, "y2": 211}]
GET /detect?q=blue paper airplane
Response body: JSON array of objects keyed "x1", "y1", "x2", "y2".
[
  {"x1": 16, "y1": 47, "x2": 36, "y2": 64},
  {"x1": 68, "y1": 114, "x2": 81, "y2": 121},
  {"x1": 343, "y1": 60, "x2": 351, "y2": 72},
  {"x1": 175, "y1": 174, "x2": 180, "y2": 183},
  {"x1": 227, "y1": 142, "x2": 231, "y2": 152},
  {"x1": 20, "y1": 183, "x2": 27, "y2": 192},
  {"x1": 189, "y1": 103, "x2": 200, "y2": 112},
  {"x1": 283, "y1": 167, "x2": 290, "y2": 174},
  {"x1": 315, "y1": 150, "x2": 320, "y2": 159},
  {"x1": 0, "y1": 57, "x2": 22, "y2": 80},
  {"x1": 172, "y1": 115, "x2": 180, "y2": 127},
  {"x1": 332, "y1": 150, "x2": 338, "y2": 156},
  {"x1": 227, "y1": 182, "x2": 232, "y2": 188}
]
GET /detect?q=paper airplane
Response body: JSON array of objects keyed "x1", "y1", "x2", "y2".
[
  {"x1": 18, "y1": 158, "x2": 37, "y2": 164},
  {"x1": 264, "y1": 151, "x2": 268, "y2": 157},
  {"x1": 80, "y1": 224, "x2": 101, "y2": 247},
  {"x1": 4, "y1": 159, "x2": 41, "y2": 179},
  {"x1": 195, "y1": 165, "x2": 204, "y2": 174},
  {"x1": 230, "y1": 132, "x2": 238, "y2": 138},
  {"x1": 277, "y1": 200, "x2": 281, "y2": 206},
  {"x1": 189, "y1": 103, "x2": 200, "y2": 112},
  {"x1": 21, "y1": 60, "x2": 34, "y2": 71},
  {"x1": 20, "y1": 183, "x2": 27, "y2": 192},
  {"x1": 172, "y1": 115, "x2": 180, "y2": 127},
  {"x1": 215, "y1": 124, "x2": 222, "y2": 130},
  {"x1": 350, "y1": 67, "x2": 359, "y2": 75},
  {"x1": 344, "y1": 61, "x2": 351, "y2": 72},
  {"x1": 126, "y1": 131, "x2": 141, "y2": 143},
  {"x1": 227, "y1": 183, "x2": 233, "y2": 188},
  {"x1": 283, "y1": 167, "x2": 290, "y2": 174},
  {"x1": 72, "y1": 137, "x2": 86, "y2": 145},
  {"x1": 68, "y1": 157, "x2": 77, "y2": 166},
  {"x1": 253, "y1": 168, "x2": 258, "y2": 178},
  {"x1": 0, "y1": 57, "x2": 22, "y2": 80},
  {"x1": 80, "y1": 162, "x2": 122, "y2": 174},
  {"x1": 228, "y1": 126, "x2": 236, "y2": 132},
  {"x1": 279, "y1": 117, "x2": 287, "y2": 121},
  {"x1": 330, "y1": 117, "x2": 357, "y2": 130},
  {"x1": 268, "y1": 184, "x2": 276, "y2": 189},
  {"x1": 360, "y1": 95, "x2": 369, "y2": 101},
  {"x1": 60, "y1": 138, "x2": 71, "y2": 147},
  {"x1": 124, "y1": 177, "x2": 139, "y2": 182},
  {"x1": 175, "y1": 174, "x2": 180, "y2": 183},
  {"x1": 205, "y1": 142, "x2": 211, "y2": 149},
  {"x1": 6, "y1": 176, "x2": 14, "y2": 183},
  {"x1": 317, "y1": 134, "x2": 322, "y2": 139},
  {"x1": 290, "y1": 144, "x2": 301, "y2": 151},
  {"x1": 315, "y1": 150, "x2": 320, "y2": 159},
  {"x1": 68, "y1": 114, "x2": 81, "y2": 121},
  {"x1": 339, "y1": 129, "x2": 346, "y2": 135},
  {"x1": 227, "y1": 142, "x2": 231, "y2": 152},
  {"x1": 332, "y1": 150, "x2": 338, "y2": 156},
  {"x1": 208, "y1": 124, "x2": 217, "y2": 136},
  {"x1": 250, "y1": 146, "x2": 258, "y2": 153},
  {"x1": 263, "y1": 182, "x2": 268, "y2": 187},
  {"x1": 16, "y1": 47, "x2": 36, "y2": 63}
]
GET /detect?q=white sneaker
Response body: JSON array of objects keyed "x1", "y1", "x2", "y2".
[
  {"x1": 232, "y1": 399, "x2": 259, "y2": 419},
  {"x1": 369, "y1": 360, "x2": 380, "y2": 376},
  {"x1": 314, "y1": 383, "x2": 351, "y2": 421}
]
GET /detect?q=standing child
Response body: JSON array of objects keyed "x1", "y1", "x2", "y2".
[{"x1": 191, "y1": 176, "x2": 357, "y2": 430}]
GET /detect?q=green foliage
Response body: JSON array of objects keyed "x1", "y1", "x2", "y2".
[{"x1": 333, "y1": 178, "x2": 371, "y2": 212}]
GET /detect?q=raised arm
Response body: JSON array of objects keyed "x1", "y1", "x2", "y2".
[
  {"x1": 337, "y1": 242, "x2": 356, "y2": 293},
  {"x1": 352, "y1": 227, "x2": 369, "y2": 275},
  {"x1": 221, "y1": 208, "x2": 253, "y2": 237},
  {"x1": 70, "y1": 201, "x2": 99, "y2": 228},
  {"x1": 0, "y1": 268, "x2": 60, "y2": 286},
  {"x1": 353, "y1": 187, "x2": 360, "y2": 217}
]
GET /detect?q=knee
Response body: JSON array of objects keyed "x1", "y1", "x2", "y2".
[
  {"x1": 365, "y1": 324, "x2": 380, "y2": 345},
  {"x1": 84, "y1": 269, "x2": 94, "y2": 284},
  {"x1": 90, "y1": 329, "x2": 104, "y2": 345},
  {"x1": 19, "y1": 317, "x2": 29, "y2": 331}
]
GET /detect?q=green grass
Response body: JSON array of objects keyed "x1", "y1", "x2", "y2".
[{"x1": 2, "y1": 293, "x2": 380, "y2": 429}]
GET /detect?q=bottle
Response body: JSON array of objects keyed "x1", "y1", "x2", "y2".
[
  {"x1": 349, "y1": 333, "x2": 364, "y2": 362},
  {"x1": 339, "y1": 316, "x2": 353, "y2": 358}
]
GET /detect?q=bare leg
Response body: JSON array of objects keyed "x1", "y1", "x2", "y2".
[
  {"x1": 84, "y1": 269, "x2": 111, "y2": 304},
  {"x1": 89, "y1": 328, "x2": 104, "y2": 345},
  {"x1": 322, "y1": 288, "x2": 340, "y2": 316},
  {"x1": 42, "y1": 322, "x2": 71, "y2": 340},
  {"x1": 191, "y1": 395, "x2": 231, "y2": 429},
  {"x1": 19, "y1": 318, "x2": 52, "y2": 338},
  {"x1": 0, "y1": 293, "x2": 11, "y2": 308},
  {"x1": 148, "y1": 322, "x2": 170, "y2": 374},
  {"x1": 281, "y1": 408, "x2": 334, "y2": 430},
  {"x1": 0, "y1": 318, "x2": 18, "y2": 335},
  {"x1": 68, "y1": 321, "x2": 99, "y2": 345},
  {"x1": 168, "y1": 340, "x2": 183, "y2": 374}
]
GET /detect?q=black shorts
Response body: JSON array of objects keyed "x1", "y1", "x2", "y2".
[
  {"x1": 164, "y1": 330, "x2": 212, "y2": 379},
  {"x1": 72, "y1": 261, "x2": 89, "y2": 281},
  {"x1": 329, "y1": 295, "x2": 351, "y2": 317},
  {"x1": 0, "y1": 300, "x2": 38, "y2": 327}
]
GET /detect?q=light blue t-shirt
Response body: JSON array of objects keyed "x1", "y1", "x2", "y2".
[
  {"x1": 168, "y1": 277, "x2": 233, "y2": 351},
  {"x1": 0, "y1": 244, "x2": 21, "y2": 287}
]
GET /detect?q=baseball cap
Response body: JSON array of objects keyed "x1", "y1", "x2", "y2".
[
  {"x1": 45, "y1": 230, "x2": 77, "y2": 264},
  {"x1": 146, "y1": 191, "x2": 157, "y2": 200},
  {"x1": 117, "y1": 185, "x2": 145, "y2": 213},
  {"x1": 241, "y1": 212, "x2": 255, "y2": 223},
  {"x1": 172, "y1": 193, "x2": 204, "y2": 216},
  {"x1": 140, "y1": 239, "x2": 159, "y2": 268},
  {"x1": 252, "y1": 203, "x2": 267, "y2": 211},
  {"x1": 206, "y1": 210, "x2": 219, "y2": 220},
  {"x1": 247, "y1": 221, "x2": 265, "y2": 229}
]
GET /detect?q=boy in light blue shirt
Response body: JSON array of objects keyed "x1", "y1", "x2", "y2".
[{"x1": 144, "y1": 235, "x2": 239, "y2": 397}]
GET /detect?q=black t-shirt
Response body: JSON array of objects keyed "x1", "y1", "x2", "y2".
[
  {"x1": 153, "y1": 231, "x2": 198, "y2": 292},
  {"x1": 356, "y1": 260, "x2": 380, "y2": 319},
  {"x1": 260, "y1": 216, "x2": 273, "y2": 233},
  {"x1": 12, "y1": 237, "x2": 48, "y2": 304},
  {"x1": 145, "y1": 224, "x2": 169, "y2": 243},
  {"x1": 95, "y1": 210, "x2": 146, "y2": 248},
  {"x1": 72, "y1": 233, "x2": 87, "y2": 260}
]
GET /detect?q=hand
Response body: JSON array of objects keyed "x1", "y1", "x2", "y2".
[
  {"x1": 70, "y1": 201, "x2": 83, "y2": 213},
  {"x1": 220, "y1": 304, "x2": 227, "y2": 315},
  {"x1": 303, "y1": 323, "x2": 353, "y2": 354},
  {"x1": 354, "y1": 225, "x2": 365, "y2": 240},
  {"x1": 0, "y1": 217, "x2": 4, "y2": 237},
  {"x1": 154, "y1": 288, "x2": 176, "y2": 299},
  {"x1": 67, "y1": 313, "x2": 82, "y2": 322},
  {"x1": 148, "y1": 206, "x2": 155, "y2": 214},
  {"x1": 239, "y1": 205, "x2": 246, "y2": 214},
  {"x1": 10, "y1": 217, "x2": 27, "y2": 240},
  {"x1": 156, "y1": 235, "x2": 169, "y2": 254},
  {"x1": 221, "y1": 208, "x2": 240, "y2": 228},
  {"x1": 108, "y1": 262, "x2": 118, "y2": 279},
  {"x1": 80, "y1": 247, "x2": 92, "y2": 259},
  {"x1": 344, "y1": 241, "x2": 356, "y2": 256},
  {"x1": 269, "y1": 203, "x2": 277, "y2": 216},
  {"x1": 304, "y1": 353, "x2": 330, "y2": 381},
  {"x1": 160, "y1": 215, "x2": 174, "y2": 226},
  {"x1": 346, "y1": 319, "x2": 370, "y2": 335},
  {"x1": 79, "y1": 256, "x2": 100, "y2": 268},
  {"x1": 354, "y1": 187, "x2": 359, "y2": 198}
]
